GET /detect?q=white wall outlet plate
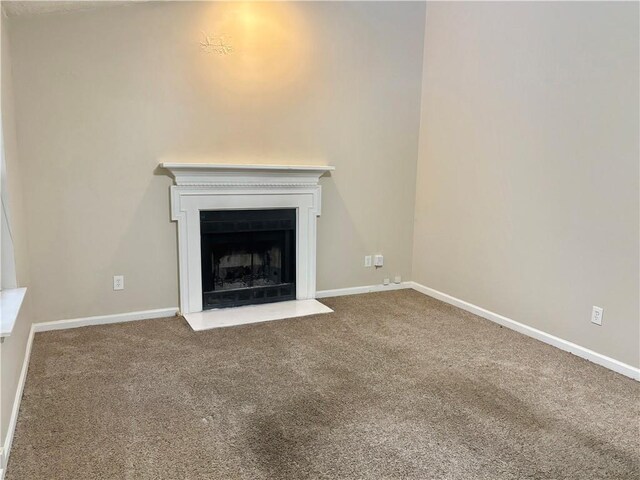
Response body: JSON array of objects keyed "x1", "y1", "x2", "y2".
[
  {"x1": 364, "y1": 255, "x2": 372, "y2": 267},
  {"x1": 591, "y1": 306, "x2": 603, "y2": 325},
  {"x1": 394, "y1": 276, "x2": 402, "y2": 284},
  {"x1": 374, "y1": 255, "x2": 384, "y2": 267},
  {"x1": 113, "y1": 275, "x2": 124, "y2": 291}
]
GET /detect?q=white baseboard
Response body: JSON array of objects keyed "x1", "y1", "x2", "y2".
[
  {"x1": 407, "y1": 281, "x2": 640, "y2": 381},
  {"x1": 316, "y1": 282, "x2": 411, "y2": 299},
  {"x1": 33, "y1": 307, "x2": 178, "y2": 333},
  {"x1": 1, "y1": 324, "x2": 35, "y2": 479}
]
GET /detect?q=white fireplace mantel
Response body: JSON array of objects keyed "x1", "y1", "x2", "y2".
[
  {"x1": 162, "y1": 163, "x2": 335, "y2": 186},
  {"x1": 161, "y1": 163, "x2": 335, "y2": 322}
]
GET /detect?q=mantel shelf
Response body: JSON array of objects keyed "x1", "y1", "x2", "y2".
[
  {"x1": 160, "y1": 163, "x2": 335, "y2": 186},
  {"x1": 160, "y1": 163, "x2": 335, "y2": 173}
]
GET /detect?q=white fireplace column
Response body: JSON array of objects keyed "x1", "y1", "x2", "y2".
[{"x1": 161, "y1": 163, "x2": 335, "y2": 320}]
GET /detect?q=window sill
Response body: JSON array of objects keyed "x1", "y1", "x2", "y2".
[{"x1": 1, "y1": 287, "x2": 27, "y2": 338}]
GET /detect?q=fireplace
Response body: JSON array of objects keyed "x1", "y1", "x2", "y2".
[
  {"x1": 200, "y1": 209, "x2": 296, "y2": 309},
  {"x1": 161, "y1": 162, "x2": 335, "y2": 330}
]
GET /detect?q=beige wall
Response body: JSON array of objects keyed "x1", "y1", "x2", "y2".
[
  {"x1": 7, "y1": 2, "x2": 425, "y2": 323},
  {"x1": 1, "y1": 12, "x2": 33, "y2": 452},
  {"x1": 413, "y1": 2, "x2": 639, "y2": 367},
  {"x1": 5, "y1": 0, "x2": 638, "y2": 374}
]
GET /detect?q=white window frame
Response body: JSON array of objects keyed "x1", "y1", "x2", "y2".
[{"x1": 1, "y1": 127, "x2": 17, "y2": 291}]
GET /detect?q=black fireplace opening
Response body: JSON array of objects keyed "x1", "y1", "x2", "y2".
[{"x1": 200, "y1": 209, "x2": 296, "y2": 309}]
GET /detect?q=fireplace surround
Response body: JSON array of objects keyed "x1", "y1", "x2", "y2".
[{"x1": 161, "y1": 163, "x2": 335, "y2": 330}]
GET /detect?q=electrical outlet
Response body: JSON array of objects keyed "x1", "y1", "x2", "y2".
[
  {"x1": 364, "y1": 255, "x2": 372, "y2": 267},
  {"x1": 113, "y1": 275, "x2": 124, "y2": 291},
  {"x1": 591, "y1": 306, "x2": 603, "y2": 326},
  {"x1": 374, "y1": 255, "x2": 384, "y2": 267},
  {"x1": 394, "y1": 275, "x2": 402, "y2": 284},
  {"x1": 383, "y1": 278, "x2": 390, "y2": 286}
]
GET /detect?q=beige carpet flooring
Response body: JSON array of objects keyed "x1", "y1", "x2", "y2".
[{"x1": 6, "y1": 290, "x2": 640, "y2": 479}]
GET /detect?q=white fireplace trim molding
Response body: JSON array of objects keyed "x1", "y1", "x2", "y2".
[{"x1": 161, "y1": 163, "x2": 335, "y2": 317}]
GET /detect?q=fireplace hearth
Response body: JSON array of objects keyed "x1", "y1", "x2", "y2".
[{"x1": 200, "y1": 209, "x2": 296, "y2": 309}]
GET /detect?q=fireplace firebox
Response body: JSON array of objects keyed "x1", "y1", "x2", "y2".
[{"x1": 200, "y1": 209, "x2": 296, "y2": 309}]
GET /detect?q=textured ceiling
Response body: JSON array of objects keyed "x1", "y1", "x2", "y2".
[{"x1": 1, "y1": 1, "x2": 141, "y2": 17}]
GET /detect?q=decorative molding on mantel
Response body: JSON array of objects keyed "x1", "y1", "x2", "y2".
[
  {"x1": 159, "y1": 162, "x2": 335, "y2": 317},
  {"x1": 160, "y1": 163, "x2": 335, "y2": 187}
]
